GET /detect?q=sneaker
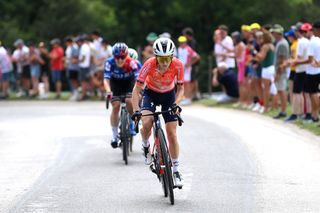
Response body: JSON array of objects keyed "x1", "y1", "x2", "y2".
[
  {"x1": 252, "y1": 103, "x2": 261, "y2": 112},
  {"x1": 285, "y1": 114, "x2": 298, "y2": 122},
  {"x1": 273, "y1": 112, "x2": 287, "y2": 119},
  {"x1": 110, "y1": 139, "x2": 118, "y2": 149},
  {"x1": 173, "y1": 171, "x2": 184, "y2": 187},
  {"x1": 258, "y1": 106, "x2": 265, "y2": 114},
  {"x1": 142, "y1": 146, "x2": 152, "y2": 165},
  {"x1": 302, "y1": 114, "x2": 312, "y2": 121}
]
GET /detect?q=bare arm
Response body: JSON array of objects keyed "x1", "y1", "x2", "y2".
[
  {"x1": 132, "y1": 84, "x2": 143, "y2": 112},
  {"x1": 103, "y1": 79, "x2": 111, "y2": 93},
  {"x1": 255, "y1": 45, "x2": 268, "y2": 62},
  {"x1": 175, "y1": 84, "x2": 184, "y2": 105}
]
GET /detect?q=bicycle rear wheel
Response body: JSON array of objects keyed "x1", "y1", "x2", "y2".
[
  {"x1": 120, "y1": 110, "x2": 129, "y2": 165},
  {"x1": 158, "y1": 129, "x2": 174, "y2": 205}
]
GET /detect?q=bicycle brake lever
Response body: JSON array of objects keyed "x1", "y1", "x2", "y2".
[{"x1": 176, "y1": 114, "x2": 184, "y2": 126}]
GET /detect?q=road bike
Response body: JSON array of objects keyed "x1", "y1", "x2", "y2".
[
  {"x1": 134, "y1": 108, "x2": 183, "y2": 205},
  {"x1": 106, "y1": 95, "x2": 133, "y2": 165}
]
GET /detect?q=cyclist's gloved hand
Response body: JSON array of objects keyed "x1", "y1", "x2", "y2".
[
  {"x1": 170, "y1": 103, "x2": 182, "y2": 115},
  {"x1": 131, "y1": 110, "x2": 142, "y2": 121},
  {"x1": 105, "y1": 91, "x2": 113, "y2": 100}
]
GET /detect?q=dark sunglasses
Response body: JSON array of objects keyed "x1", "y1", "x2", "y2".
[{"x1": 115, "y1": 55, "x2": 126, "y2": 60}]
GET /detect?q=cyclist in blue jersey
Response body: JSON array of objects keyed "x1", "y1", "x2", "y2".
[{"x1": 104, "y1": 43, "x2": 139, "y2": 148}]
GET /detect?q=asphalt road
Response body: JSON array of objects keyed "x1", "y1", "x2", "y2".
[{"x1": 1, "y1": 101, "x2": 320, "y2": 213}]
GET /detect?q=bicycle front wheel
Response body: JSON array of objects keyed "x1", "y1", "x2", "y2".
[
  {"x1": 158, "y1": 129, "x2": 174, "y2": 205},
  {"x1": 120, "y1": 110, "x2": 129, "y2": 165}
]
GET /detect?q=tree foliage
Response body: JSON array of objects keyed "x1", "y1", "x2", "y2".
[{"x1": 0, "y1": 0, "x2": 319, "y2": 91}]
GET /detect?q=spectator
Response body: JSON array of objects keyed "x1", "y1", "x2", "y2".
[
  {"x1": 211, "y1": 62, "x2": 239, "y2": 103},
  {"x1": 231, "y1": 31, "x2": 247, "y2": 107},
  {"x1": 285, "y1": 29, "x2": 298, "y2": 104},
  {"x1": 38, "y1": 42, "x2": 50, "y2": 99},
  {"x1": 76, "y1": 34, "x2": 91, "y2": 101},
  {"x1": 142, "y1": 32, "x2": 158, "y2": 62},
  {"x1": 182, "y1": 27, "x2": 201, "y2": 100},
  {"x1": 28, "y1": 42, "x2": 43, "y2": 97},
  {"x1": 305, "y1": 21, "x2": 320, "y2": 122},
  {"x1": 217, "y1": 25, "x2": 236, "y2": 71},
  {"x1": 65, "y1": 36, "x2": 80, "y2": 101},
  {"x1": 286, "y1": 23, "x2": 309, "y2": 121},
  {"x1": 0, "y1": 44, "x2": 13, "y2": 99},
  {"x1": 177, "y1": 35, "x2": 200, "y2": 106},
  {"x1": 12, "y1": 39, "x2": 30, "y2": 97},
  {"x1": 49, "y1": 38, "x2": 64, "y2": 99},
  {"x1": 271, "y1": 24, "x2": 290, "y2": 119},
  {"x1": 253, "y1": 31, "x2": 275, "y2": 113}
]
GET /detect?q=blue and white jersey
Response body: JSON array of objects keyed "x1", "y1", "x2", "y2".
[{"x1": 104, "y1": 57, "x2": 139, "y2": 80}]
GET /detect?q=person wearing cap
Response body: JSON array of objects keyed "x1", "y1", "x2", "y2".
[
  {"x1": 12, "y1": 39, "x2": 30, "y2": 97},
  {"x1": 142, "y1": 32, "x2": 158, "y2": 62},
  {"x1": 285, "y1": 29, "x2": 298, "y2": 105},
  {"x1": 177, "y1": 35, "x2": 200, "y2": 105},
  {"x1": 65, "y1": 36, "x2": 80, "y2": 101},
  {"x1": 211, "y1": 61, "x2": 239, "y2": 103},
  {"x1": 250, "y1": 23, "x2": 261, "y2": 35},
  {"x1": 305, "y1": 21, "x2": 320, "y2": 122},
  {"x1": 49, "y1": 38, "x2": 64, "y2": 99},
  {"x1": 271, "y1": 24, "x2": 290, "y2": 119},
  {"x1": 290, "y1": 22, "x2": 314, "y2": 121}
]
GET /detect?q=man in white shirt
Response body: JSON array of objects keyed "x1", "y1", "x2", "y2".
[
  {"x1": 305, "y1": 21, "x2": 320, "y2": 122},
  {"x1": 76, "y1": 35, "x2": 91, "y2": 101},
  {"x1": 286, "y1": 24, "x2": 310, "y2": 121},
  {"x1": 12, "y1": 39, "x2": 30, "y2": 97},
  {"x1": 217, "y1": 25, "x2": 236, "y2": 70}
]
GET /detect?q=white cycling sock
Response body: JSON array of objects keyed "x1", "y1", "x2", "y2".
[
  {"x1": 142, "y1": 139, "x2": 150, "y2": 148},
  {"x1": 112, "y1": 127, "x2": 118, "y2": 140},
  {"x1": 172, "y1": 158, "x2": 179, "y2": 173}
]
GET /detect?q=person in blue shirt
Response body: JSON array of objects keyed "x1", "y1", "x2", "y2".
[{"x1": 104, "y1": 43, "x2": 139, "y2": 148}]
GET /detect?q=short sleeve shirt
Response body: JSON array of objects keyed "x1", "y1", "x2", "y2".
[
  {"x1": 307, "y1": 36, "x2": 320, "y2": 75},
  {"x1": 136, "y1": 57, "x2": 184, "y2": 93}
]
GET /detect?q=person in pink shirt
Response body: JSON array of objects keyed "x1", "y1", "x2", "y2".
[
  {"x1": 177, "y1": 36, "x2": 200, "y2": 105},
  {"x1": 50, "y1": 38, "x2": 64, "y2": 99}
]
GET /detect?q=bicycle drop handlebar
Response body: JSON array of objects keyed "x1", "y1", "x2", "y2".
[{"x1": 134, "y1": 109, "x2": 184, "y2": 133}]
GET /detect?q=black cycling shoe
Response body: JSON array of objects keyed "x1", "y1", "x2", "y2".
[
  {"x1": 111, "y1": 139, "x2": 118, "y2": 149},
  {"x1": 273, "y1": 112, "x2": 287, "y2": 119}
]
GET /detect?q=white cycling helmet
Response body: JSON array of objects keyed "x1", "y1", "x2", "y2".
[
  {"x1": 153, "y1": 38, "x2": 175, "y2": 56},
  {"x1": 128, "y1": 48, "x2": 138, "y2": 60}
]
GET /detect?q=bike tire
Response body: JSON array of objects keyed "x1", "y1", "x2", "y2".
[
  {"x1": 155, "y1": 145, "x2": 168, "y2": 197},
  {"x1": 158, "y1": 129, "x2": 174, "y2": 205},
  {"x1": 120, "y1": 110, "x2": 129, "y2": 165}
]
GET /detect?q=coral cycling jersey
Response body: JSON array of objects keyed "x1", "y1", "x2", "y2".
[
  {"x1": 104, "y1": 57, "x2": 139, "y2": 80},
  {"x1": 136, "y1": 57, "x2": 184, "y2": 93}
]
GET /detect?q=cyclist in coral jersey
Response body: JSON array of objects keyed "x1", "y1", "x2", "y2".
[{"x1": 131, "y1": 38, "x2": 184, "y2": 187}]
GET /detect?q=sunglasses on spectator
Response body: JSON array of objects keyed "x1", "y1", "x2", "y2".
[
  {"x1": 115, "y1": 55, "x2": 126, "y2": 60},
  {"x1": 156, "y1": 56, "x2": 173, "y2": 64}
]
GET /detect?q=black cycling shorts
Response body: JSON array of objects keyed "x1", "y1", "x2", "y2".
[
  {"x1": 141, "y1": 88, "x2": 177, "y2": 123},
  {"x1": 289, "y1": 70, "x2": 295, "y2": 81},
  {"x1": 110, "y1": 77, "x2": 135, "y2": 101}
]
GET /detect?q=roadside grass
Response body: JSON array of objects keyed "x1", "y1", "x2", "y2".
[{"x1": 195, "y1": 98, "x2": 320, "y2": 136}]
